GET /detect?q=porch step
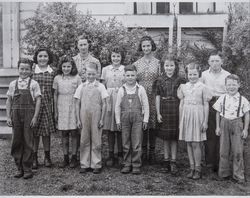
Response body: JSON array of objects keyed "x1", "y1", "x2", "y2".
[
  {"x1": 0, "y1": 84, "x2": 9, "y2": 95},
  {"x1": 0, "y1": 116, "x2": 7, "y2": 126},
  {"x1": 0, "y1": 126, "x2": 12, "y2": 139},
  {"x1": 0, "y1": 105, "x2": 6, "y2": 117},
  {"x1": 0, "y1": 94, "x2": 7, "y2": 105}
]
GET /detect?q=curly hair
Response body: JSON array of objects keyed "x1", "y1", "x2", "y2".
[
  {"x1": 109, "y1": 46, "x2": 125, "y2": 65},
  {"x1": 185, "y1": 62, "x2": 202, "y2": 77},
  {"x1": 33, "y1": 47, "x2": 54, "y2": 65},
  {"x1": 75, "y1": 34, "x2": 91, "y2": 51},
  {"x1": 17, "y1": 58, "x2": 34, "y2": 69},
  {"x1": 161, "y1": 54, "x2": 180, "y2": 78},
  {"x1": 138, "y1": 35, "x2": 157, "y2": 52},
  {"x1": 57, "y1": 55, "x2": 78, "y2": 76}
]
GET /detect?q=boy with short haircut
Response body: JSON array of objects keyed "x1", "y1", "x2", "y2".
[
  {"x1": 6, "y1": 58, "x2": 41, "y2": 179},
  {"x1": 74, "y1": 62, "x2": 108, "y2": 174},
  {"x1": 201, "y1": 51, "x2": 230, "y2": 171},
  {"x1": 115, "y1": 64, "x2": 149, "y2": 175},
  {"x1": 213, "y1": 74, "x2": 250, "y2": 183}
]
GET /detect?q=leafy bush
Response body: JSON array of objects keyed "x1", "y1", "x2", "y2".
[{"x1": 22, "y1": 2, "x2": 147, "y2": 67}]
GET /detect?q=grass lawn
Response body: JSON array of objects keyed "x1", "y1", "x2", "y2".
[{"x1": 1, "y1": 131, "x2": 250, "y2": 196}]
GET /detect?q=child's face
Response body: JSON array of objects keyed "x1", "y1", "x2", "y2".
[
  {"x1": 111, "y1": 52, "x2": 122, "y2": 66},
  {"x1": 187, "y1": 69, "x2": 199, "y2": 84},
  {"x1": 164, "y1": 60, "x2": 176, "y2": 77},
  {"x1": 86, "y1": 68, "x2": 97, "y2": 83},
  {"x1": 141, "y1": 40, "x2": 152, "y2": 55},
  {"x1": 37, "y1": 51, "x2": 49, "y2": 67},
  {"x1": 208, "y1": 55, "x2": 222, "y2": 71},
  {"x1": 18, "y1": 63, "x2": 32, "y2": 79},
  {"x1": 125, "y1": 71, "x2": 137, "y2": 85},
  {"x1": 77, "y1": 39, "x2": 89, "y2": 54},
  {"x1": 62, "y1": 62, "x2": 72, "y2": 76},
  {"x1": 226, "y1": 79, "x2": 240, "y2": 96}
]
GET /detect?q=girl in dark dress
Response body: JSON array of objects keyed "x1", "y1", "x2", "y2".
[{"x1": 155, "y1": 56, "x2": 185, "y2": 174}]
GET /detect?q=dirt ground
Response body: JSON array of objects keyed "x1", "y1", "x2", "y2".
[{"x1": 1, "y1": 131, "x2": 250, "y2": 196}]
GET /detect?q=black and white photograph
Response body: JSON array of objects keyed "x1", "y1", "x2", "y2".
[{"x1": 0, "y1": 0, "x2": 250, "y2": 196}]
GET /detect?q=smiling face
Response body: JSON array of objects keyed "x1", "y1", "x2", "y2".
[
  {"x1": 37, "y1": 51, "x2": 49, "y2": 67},
  {"x1": 187, "y1": 68, "x2": 199, "y2": 84},
  {"x1": 61, "y1": 62, "x2": 72, "y2": 76},
  {"x1": 125, "y1": 70, "x2": 137, "y2": 86},
  {"x1": 225, "y1": 78, "x2": 240, "y2": 96},
  {"x1": 111, "y1": 52, "x2": 122, "y2": 66},
  {"x1": 141, "y1": 40, "x2": 152, "y2": 55},
  {"x1": 18, "y1": 63, "x2": 32, "y2": 79},
  {"x1": 164, "y1": 60, "x2": 176, "y2": 77},
  {"x1": 86, "y1": 67, "x2": 97, "y2": 83},
  {"x1": 77, "y1": 39, "x2": 89, "y2": 55},
  {"x1": 208, "y1": 55, "x2": 223, "y2": 72}
]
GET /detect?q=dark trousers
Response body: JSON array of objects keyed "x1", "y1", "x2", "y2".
[
  {"x1": 205, "y1": 99, "x2": 220, "y2": 169},
  {"x1": 121, "y1": 111, "x2": 143, "y2": 168},
  {"x1": 219, "y1": 118, "x2": 245, "y2": 181},
  {"x1": 11, "y1": 108, "x2": 34, "y2": 173}
]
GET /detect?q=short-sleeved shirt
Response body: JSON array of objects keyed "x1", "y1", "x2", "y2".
[
  {"x1": 213, "y1": 92, "x2": 250, "y2": 120},
  {"x1": 74, "y1": 80, "x2": 109, "y2": 100},
  {"x1": 201, "y1": 68, "x2": 230, "y2": 97},
  {"x1": 73, "y1": 53, "x2": 101, "y2": 80},
  {"x1": 7, "y1": 77, "x2": 41, "y2": 101},
  {"x1": 101, "y1": 65, "x2": 125, "y2": 88}
]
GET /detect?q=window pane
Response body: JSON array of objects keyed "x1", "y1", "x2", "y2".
[
  {"x1": 156, "y1": 2, "x2": 170, "y2": 14},
  {"x1": 0, "y1": 4, "x2": 2, "y2": 67},
  {"x1": 134, "y1": 2, "x2": 151, "y2": 14},
  {"x1": 179, "y1": 2, "x2": 193, "y2": 14}
]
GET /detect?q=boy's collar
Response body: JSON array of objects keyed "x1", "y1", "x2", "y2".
[
  {"x1": 209, "y1": 67, "x2": 222, "y2": 73},
  {"x1": 18, "y1": 76, "x2": 30, "y2": 82},
  {"x1": 124, "y1": 82, "x2": 139, "y2": 88},
  {"x1": 34, "y1": 65, "x2": 53, "y2": 73},
  {"x1": 226, "y1": 92, "x2": 240, "y2": 98}
]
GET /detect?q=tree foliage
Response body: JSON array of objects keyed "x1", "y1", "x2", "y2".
[{"x1": 22, "y1": 2, "x2": 147, "y2": 67}]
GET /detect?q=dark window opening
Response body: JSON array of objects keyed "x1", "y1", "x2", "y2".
[
  {"x1": 156, "y1": 2, "x2": 170, "y2": 14},
  {"x1": 179, "y1": 2, "x2": 193, "y2": 14}
]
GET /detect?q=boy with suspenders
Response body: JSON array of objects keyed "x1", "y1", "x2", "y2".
[{"x1": 213, "y1": 74, "x2": 250, "y2": 183}]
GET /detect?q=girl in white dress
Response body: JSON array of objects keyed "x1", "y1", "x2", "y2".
[
  {"x1": 53, "y1": 56, "x2": 82, "y2": 168},
  {"x1": 177, "y1": 63, "x2": 211, "y2": 180}
]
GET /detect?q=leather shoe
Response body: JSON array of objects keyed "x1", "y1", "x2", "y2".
[
  {"x1": 23, "y1": 172, "x2": 33, "y2": 179},
  {"x1": 93, "y1": 168, "x2": 102, "y2": 174},
  {"x1": 14, "y1": 170, "x2": 24, "y2": 178}
]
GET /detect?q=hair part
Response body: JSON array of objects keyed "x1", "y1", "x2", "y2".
[
  {"x1": 57, "y1": 55, "x2": 78, "y2": 76},
  {"x1": 33, "y1": 47, "x2": 54, "y2": 65},
  {"x1": 17, "y1": 58, "x2": 34, "y2": 69},
  {"x1": 225, "y1": 74, "x2": 240, "y2": 84},
  {"x1": 209, "y1": 50, "x2": 223, "y2": 59},
  {"x1": 185, "y1": 62, "x2": 202, "y2": 77},
  {"x1": 124, "y1": 64, "x2": 137, "y2": 72},
  {"x1": 86, "y1": 61, "x2": 99, "y2": 72},
  {"x1": 75, "y1": 34, "x2": 91, "y2": 50},
  {"x1": 138, "y1": 35, "x2": 157, "y2": 52}
]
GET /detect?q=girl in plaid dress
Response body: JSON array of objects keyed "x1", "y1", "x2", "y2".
[
  {"x1": 32, "y1": 48, "x2": 56, "y2": 169},
  {"x1": 155, "y1": 56, "x2": 185, "y2": 174},
  {"x1": 133, "y1": 36, "x2": 161, "y2": 164}
]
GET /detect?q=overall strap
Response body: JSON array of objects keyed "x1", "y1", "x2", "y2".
[
  {"x1": 123, "y1": 86, "x2": 127, "y2": 96},
  {"x1": 237, "y1": 95, "x2": 242, "y2": 117},
  {"x1": 222, "y1": 95, "x2": 226, "y2": 116},
  {"x1": 135, "y1": 86, "x2": 139, "y2": 95},
  {"x1": 27, "y1": 78, "x2": 32, "y2": 89},
  {"x1": 14, "y1": 79, "x2": 19, "y2": 91}
]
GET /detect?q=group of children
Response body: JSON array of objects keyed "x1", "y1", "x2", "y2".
[{"x1": 6, "y1": 35, "x2": 250, "y2": 184}]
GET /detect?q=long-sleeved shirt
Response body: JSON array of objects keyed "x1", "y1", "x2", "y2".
[{"x1": 115, "y1": 83, "x2": 149, "y2": 124}]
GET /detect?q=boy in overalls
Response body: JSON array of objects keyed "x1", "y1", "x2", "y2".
[
  {"x1": 115, "y1": 65, "x2": 149, "y2": 174},
  {"x1": 74, "y1": 62, "x2": 108, "y2": 174},
  {"x1": 6, "y1": 58, "x2": 41, "y2": 179},
  {"x1": 213, "y1": 74, "x2": 250, "y2": 183}
]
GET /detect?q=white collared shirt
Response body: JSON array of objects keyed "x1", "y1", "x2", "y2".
[
  {"x1": 34, "y1": 65, "x2": 53, "y2": 74},
  {"x1": 201, "y1": 68, "x2": 230, "y2": 97},
  {"x1": 213, "y1": 92, "x2": 250, "y2": 120}
]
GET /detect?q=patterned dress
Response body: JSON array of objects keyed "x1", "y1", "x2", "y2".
[
  {"x1": 101, "y1": 65, "x2": 125, "y2": 131},
  {"x1": 53, "y1": 75, "x2": 82, "y2": 130},
  {"x1": 73, "y1": 53, "x2": 101, "y2": 81},
  {"x1": 155, "y1": 75, "x2": 185, "y2": 140},
  {"x1": 32, "y1": 66, "x2": 56, "y2": 136},
  {"x1": 133, "y1": 57, "x2": 160, "y2": 129},
  {"x1": 177, "y1": 81, "x2": 212, "y2": 142}
]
